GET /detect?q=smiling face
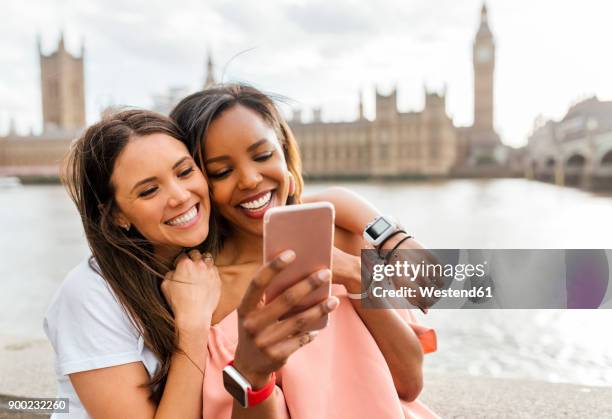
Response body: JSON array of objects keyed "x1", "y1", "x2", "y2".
[
  {"x1": 111, "y1": 133, "x2": 210, "y2": 258},
  {"x1": 203, "y1": 105, "x2": 292, "y2": 238}
]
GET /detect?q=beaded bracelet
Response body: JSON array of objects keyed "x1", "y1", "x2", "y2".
[
  {"x1": 376, "y1": 229, "x2": 407, "y2": 258},
  {"x1": 383, "y1": 235, "x2": 413, "y2": 263}
]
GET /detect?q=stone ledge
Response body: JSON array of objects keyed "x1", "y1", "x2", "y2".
[
  {"x1": 1, "y1": 337, "x2": 611, "y2": 418},
  {"x1": 420, "y1": 373, "x2": 612, "y2": 418},
  {"x1": 0, "y1": 395, "x2": 49, "y2": 419}
]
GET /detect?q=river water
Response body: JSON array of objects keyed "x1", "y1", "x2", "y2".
[{"x1": 1, "y1": 179, "x2": 611, "y2": 386}]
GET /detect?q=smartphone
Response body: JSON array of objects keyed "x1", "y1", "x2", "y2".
[{"x1": 263, "y1": 202, "x2": 335, "y2": 330}]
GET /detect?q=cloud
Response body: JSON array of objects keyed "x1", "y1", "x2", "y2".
[
  {"x1": 284, "y1": 1, "x2": 377, "y2": 36},
  {"x1": 3, "y1": 0, "x2": 612, "y2": 145},
  {"x1": 0, "y1": 0, "x2": 482, "y2": 135}
]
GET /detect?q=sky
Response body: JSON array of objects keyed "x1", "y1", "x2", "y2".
[{"x1": 1, "y1": 0, "x2": 611, "y2": 147}]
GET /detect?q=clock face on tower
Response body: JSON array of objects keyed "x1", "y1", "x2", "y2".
[{"x1": 476, "y1": 45, "x2": 492, "y2": 63}]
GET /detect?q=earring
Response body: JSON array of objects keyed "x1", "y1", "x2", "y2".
[{"x1": 121, "y1": 222, "x2": 131, "y2": 231}]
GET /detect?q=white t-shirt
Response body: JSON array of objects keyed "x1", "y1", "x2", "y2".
[{"x1": 43, "y1": 257, "x2": 160, "y2": 418}]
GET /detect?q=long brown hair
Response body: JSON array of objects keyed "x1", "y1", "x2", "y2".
[
  {"x1": 62, "y1": 109, "x2": 208, "y2": 402},
  {"x1": 170, "y1": 83, "x2": 304, "y2": 250}
]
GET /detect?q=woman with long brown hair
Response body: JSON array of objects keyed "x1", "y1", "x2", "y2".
[
  {"x1": 170, "y1": 84, "x2": 438, "y2": 418},
  {"x1": 44, "y1": 109, "x2": 334, "y2": 418}
]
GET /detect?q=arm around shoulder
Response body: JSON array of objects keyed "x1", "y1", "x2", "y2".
[{"x1": 303, "y1": 186, "x2": 381, "y2": 234}]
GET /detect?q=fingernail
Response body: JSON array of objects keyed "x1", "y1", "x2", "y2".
[
  {"x1": 326, "y1": 297, "x2": 339, "y2": 311},
  {"x1": 317, "y1": 269, "x2": 331, "y2": 282},
  {"x1": 280, "y1": 250, "x2": 296, "y2": 263}
]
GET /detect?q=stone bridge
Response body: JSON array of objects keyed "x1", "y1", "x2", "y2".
[
  {"x1": 527, "y1": 131, "x2": 612, "y2": 189},
  {"x1": 525, "y1": 98, "x2": 612, "y2": 191}
]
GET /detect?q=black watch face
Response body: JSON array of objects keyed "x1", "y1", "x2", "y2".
[
  {"x1": 366, "y1": 218, "x2": 391, "y2": 239},
  {"x1": 223, "y1": 369, "x2": 248, "y2": 407}
]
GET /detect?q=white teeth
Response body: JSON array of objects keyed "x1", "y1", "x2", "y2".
[
  {"x1": 239, "y1": 191, "x2": 272, "y2": 210},
  {"x1": 166, "y1": 205, "x2": 197, "y2": 226}
]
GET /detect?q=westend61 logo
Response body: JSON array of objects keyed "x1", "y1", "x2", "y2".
[{"x1": 360, "y1": 249, "x2": 612, "y2": 309}]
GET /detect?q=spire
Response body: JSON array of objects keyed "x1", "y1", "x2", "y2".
[
  {"x1": 476, "y1": 2, "x2": 492, "y2": 39},
  {"x1": 80, "y1": 36, "x2": 85, "y2": 58},
  {"x1": 358, "y1": 89, "x2": 364, "y2": 120},
  {"x1": 442, "y1": 83, "x2": 447, "y2": 108},
  {"x1": 8, "y1": 118, "x2": 16, "y2": 136},
  {"x1": 204, "y1": 49, "x2": 215, "y2": 88},
  {"x1": 58, "y1": 31, "x2": 65, "y2": 52},
  {"x1": 36, "y1": 34, "x2": 42, "y2": 55}
]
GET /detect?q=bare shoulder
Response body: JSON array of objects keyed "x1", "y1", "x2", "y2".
[{"x1": 302, "y1": 186, "x2": 354, "y2": 203}]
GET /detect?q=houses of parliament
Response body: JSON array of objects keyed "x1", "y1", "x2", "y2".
[
  {"x1": 0, "y1": 4, "x2": 507, "y2": 178},
  {"x1": 291, "y1": 4, "x2": 503, "y2": 179}
]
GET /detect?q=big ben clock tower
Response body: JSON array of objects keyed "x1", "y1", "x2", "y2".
[
  {"x1": 471, "y1": 3, "x2": 500, "y2": 149},
  {"x1": 473, "y1": 3, "x2": 494, "y2": 132}
]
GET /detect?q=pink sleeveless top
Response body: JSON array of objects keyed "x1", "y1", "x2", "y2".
[{"x1": 203, "y1": 285, "x2": 438, "y2": 418}]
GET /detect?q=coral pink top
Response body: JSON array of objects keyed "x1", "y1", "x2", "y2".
[{"x1": 203, "y1": 285, "x2": 438, "y2": 418}]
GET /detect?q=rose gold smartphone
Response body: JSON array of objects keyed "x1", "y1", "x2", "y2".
[{"x1": 263, "y1": 202, "x2": 334, "y2": 330}]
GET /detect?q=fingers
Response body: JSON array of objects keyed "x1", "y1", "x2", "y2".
[
  {"x1": 187, "y1": 249, "x2": 202, "y2": 261},
  {"x1": 174, "y1": 249, "x2": 206, "y2": 268},
  {"x1": 161, "y1": 270, "x2": 173, "y2": 287},
  {"x1": 174, "y1": 251, "x2": 189, "y2": 267},
  {"x1": 169, "y1": 251, "x2": 212, "y2": 287},
  {"x1": 253, "y1": 296, "x2": 339, "y2": 348},
  {"x1": 202, "y1": 252, "x2": 214, "y2": 267},
  {"x1": 238, "y1": 250, "x2": 296, "y2": 316},
  {"x1": 245, "y1": 269, "x2": 331, "y2": 331},
  {"x1": 160, "y1": 271, "x2": 174, "y2": 301},
  {"x1": 265, "y1": 331, "x2": 319, "y2": 360}
]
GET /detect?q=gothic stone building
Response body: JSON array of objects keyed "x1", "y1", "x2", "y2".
[
  {"x1": 0, "y1": 34, "x2": 84, "y2": 171},
  {"x1": 39, "y1": 33, "x2": 86, "y2": 134},
  {"x1": 2, "y1": 5, "x2": 505, "y2": 179},
  {"x1": 290, "y1": 4, "x2": 503, "y2": 179},
  {"x1": 292, "y1": 89, "x2": 457, "y2": 179}
]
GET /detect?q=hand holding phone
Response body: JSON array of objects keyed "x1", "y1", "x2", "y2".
[{"x1": 263, "y1": 202, "x2": 335, "y2": 329}]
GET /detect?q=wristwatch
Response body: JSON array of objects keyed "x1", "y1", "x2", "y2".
[
  {"x1": 222, "y1": 361, "x2": 276, "y2": 408},
  {"x1": 363, "y1": 215, "x2": 401, "y2": 247}
]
